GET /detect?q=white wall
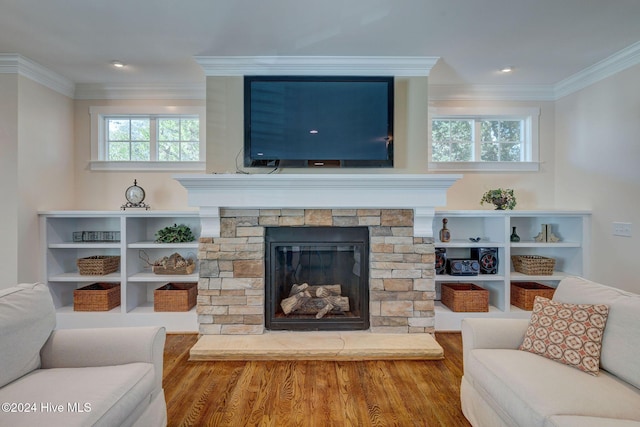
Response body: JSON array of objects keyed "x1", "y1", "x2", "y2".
[
  {"x1": 17, "y1": 77, "x2": 75, "y2": 284},
  {"x1": 0, "y1": 74, "x2": 19, "y2": 287},
  {"x1": 0, "y1": 76, "x2": 74, "y2": 287},
  {"x1": 555, "y1": 63, "x2": 640, "y2": 293}
]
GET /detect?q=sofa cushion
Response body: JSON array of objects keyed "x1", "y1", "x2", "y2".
[
  {"x1": 553, "y1": 276, "x2": 640, "y2": 388},
  {"x1": 465, "y1": 348, "x2": 640, "y2": 426},
  {"x1": 0, "y1": 283, "x2": 56, "y2": 388},
  {"x1": 0, "y1": 362, "x2": 155, "y2": 427},
  {"x1": 520, "y1": 296, "x2": 609, "y2": 375}
]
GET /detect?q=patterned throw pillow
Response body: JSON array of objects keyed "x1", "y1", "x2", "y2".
[{"x1": 519, "y1": 296, "x2": 609, "y2": 375}]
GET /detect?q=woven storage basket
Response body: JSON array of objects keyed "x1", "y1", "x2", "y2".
[
  {"x1": 441, "y1": 283, "x2": 489, "y2": 312},
  {"x1": 511, "y1": 282, "x2": 556, "y2": 310},
  {"x1": 77, "y1": 255, "x2": 120, "y2": 275},
  {"x1": 154, "y1": 282, "x2": 197, "y2": 312},
  {"x1": 511, "y1": 255, "x2": 556, "y2": 275},
  {"x1": 74, "y1": 283, "x2": 120, "y2": 311}
]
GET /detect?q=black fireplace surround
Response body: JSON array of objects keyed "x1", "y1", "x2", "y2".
[{"x1": 265, "y1": 226, "x2": 370, "y2": 331}]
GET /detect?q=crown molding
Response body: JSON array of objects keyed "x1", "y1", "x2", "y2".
[
  {"x1": 0, "y1": 54, "x2": 75, "y2": 98},
  {"x1": 430, "y1": 41, "x2": 640, "y2": 102},
  {"x1": 429, "y1": 84, "x2": 556, "y2": 101},
  {"x1": 554, "y1": 40, "x2": 640, "y2": 100},
  {"x1": 194, "y1": 56, "x2": 439, "y2": 76},
  {"x1": 74, "y1": 82, "x2": 206, "y2": 100}
]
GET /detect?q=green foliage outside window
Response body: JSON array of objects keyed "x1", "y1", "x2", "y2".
[
  {"x1": 432, "y1": 118, "x2": 523, "y2": 162},
  {"x1": 432, "y1": 119, "x2": 473, "y2": 162},
  {"x1": 108, "y1": 119, "x2": 151, "y2": 161},
  {"x1": 106, "y1": 116, "x2": 199, "y2": 162},
  {"x1": 480, "y1": 120, "x2": 522, "y2": 162},
  {"x1": 158, "y1": 118, "x2": 200, "y2": 161}
]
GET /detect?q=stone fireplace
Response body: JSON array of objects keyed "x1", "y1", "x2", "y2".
[{"x1": 175, "y1": 174, "x2": 460, "y2": 335}]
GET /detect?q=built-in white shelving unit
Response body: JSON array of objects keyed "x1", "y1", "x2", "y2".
[
  {"x1": 433, "y1": 210, "x2": 591, "y2": 331},
  {"x1": 39, "y1": 211, "x2": 200, "y2": 332}
]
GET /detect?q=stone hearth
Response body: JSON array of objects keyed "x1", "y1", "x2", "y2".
[{"x1": 175, "y1": 174, "x2": 461, "y2": 336}]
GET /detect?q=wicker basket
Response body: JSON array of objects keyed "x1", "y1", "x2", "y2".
[
  {"x1": 77, "y1": 255, "x2": 120, "y2": 275},
  {"x1": 441, "y1": 283, "x2": 489, "y2": 312},
  {"x1": 511, "y1": 255, "x2": 556, "y2": 275},
  {"x1": 511, "y1": 282, "x2": 556, "y2": 310},
  {"x1": 74, "y1": 283, "x2": 120, "y2": 311},
  {"x1": 154, "y1": 282, "x2": 197, "y2": 312}
]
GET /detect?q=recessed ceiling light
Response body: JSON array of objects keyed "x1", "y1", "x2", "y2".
[
  {"x1": 111, "y1": 60, "x2": 125, "y2": 68},
  {"x1": 500, "y1": 66, "x2": 514, "y2": 73}
]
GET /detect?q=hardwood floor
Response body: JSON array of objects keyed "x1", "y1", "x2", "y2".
[{"x1": 163, "y1": 333, "x2": 471, "y2": 427}]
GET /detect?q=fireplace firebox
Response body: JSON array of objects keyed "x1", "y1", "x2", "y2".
[{"x1": 265, "y1": 227, "x2": 370, "y2": 331}]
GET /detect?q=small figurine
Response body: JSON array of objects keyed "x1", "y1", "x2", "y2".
[
  {"x1": 535, "y1": 224, "x2": 560, "y2": 243},
  {"x1": 439, "y1": 218, "x2": 451, "y2": 242}
]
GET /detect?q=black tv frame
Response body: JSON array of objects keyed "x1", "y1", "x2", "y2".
[{"x1": 243, "y1": 75, "x2": 394, "y2": 168}]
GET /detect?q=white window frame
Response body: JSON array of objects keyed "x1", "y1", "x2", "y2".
[
  {"x1": 428, "y1": 106, "x2": 540, "y2": 172},
  {"x1": 89, "y1": 105, "x2": 206, "y2": 171}
]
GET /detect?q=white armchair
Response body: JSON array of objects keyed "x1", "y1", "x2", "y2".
[{"x1": 0, "y1": 283, "x2": 167, "y2": 427}]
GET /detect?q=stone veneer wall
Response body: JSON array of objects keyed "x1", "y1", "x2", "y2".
[{"x1": 197, "y1": 208, "x2": 435, "y2": 335}]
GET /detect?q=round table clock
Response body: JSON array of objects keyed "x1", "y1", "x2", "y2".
[{"x1": 121, "y1": 179, "x2": 150, "y2": 210}]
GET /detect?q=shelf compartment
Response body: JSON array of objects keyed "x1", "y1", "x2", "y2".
[
  {"x1": 45, "y1": 216, "x2": 121, "y2": 245},
  {"x1": 434, "y1": 215, "x2": 506, "y2": 245},
  {"x1": 125, "y1": 216, "x2": 200, "y2": 246}
]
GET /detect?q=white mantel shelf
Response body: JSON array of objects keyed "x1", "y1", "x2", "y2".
[{"x1": 174, "y1": 174, "x2": 461, "y2": 237}]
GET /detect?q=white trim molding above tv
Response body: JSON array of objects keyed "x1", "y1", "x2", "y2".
[{"x1": 194, "y1": 56, "x2": 439, "y2": 77}]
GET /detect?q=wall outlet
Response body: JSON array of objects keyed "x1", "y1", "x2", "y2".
[{"x1": 612, "y1": 222, "x2": 632, "y2": 237}]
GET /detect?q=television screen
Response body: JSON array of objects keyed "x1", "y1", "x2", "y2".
[{"x1": 244, "y1": 76, "x2": 394, "y2": 168}]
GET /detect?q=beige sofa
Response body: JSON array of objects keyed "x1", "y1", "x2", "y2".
[
  {"x1": 461, "y1": 276, "x2": 640, "y2": 427},
  {"x1": 0, "y1": 283, "x2": 167, "y2": 427}
]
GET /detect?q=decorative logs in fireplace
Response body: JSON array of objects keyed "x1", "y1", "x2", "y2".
[{"x1": 280, "y1": 283, "x2": 350, "y2": 319}]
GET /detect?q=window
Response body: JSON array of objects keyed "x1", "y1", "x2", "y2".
[
  {"x1": 429, "y1": 107, "x2": 539, "y2": 171},
  {"x1": 90, "y1": 106, "x2": 205, "y2": 171}
]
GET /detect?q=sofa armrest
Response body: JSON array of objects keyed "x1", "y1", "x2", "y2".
[
  {"x1": 461, "y1": 318, "x2": 529, "y2": 369},
  {"x1": 40, "y1": 326, "x2": 165, "y2": 389}
]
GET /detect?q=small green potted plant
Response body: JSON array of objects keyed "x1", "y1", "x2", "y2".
[
  {"x1": 154, "y1": 224, "x2": 195, "y2": 243},
  {"x1": 480, "y1": 188, "x2": 517, "y2": 210}
]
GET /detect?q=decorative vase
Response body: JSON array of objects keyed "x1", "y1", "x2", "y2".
[
  {"x1": 439, "y1": 218, "x2": 451, "y2": 242},
  {"x1": 510, "y1": 226, "x2": 520, "y2": 242},
  {"x1": 493, "y1": 198, "x2": 507, "y2": 210}
]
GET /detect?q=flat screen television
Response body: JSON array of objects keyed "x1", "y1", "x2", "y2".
[{"x1": 244, "y1": 76, "x2": 394, "y2": 168}]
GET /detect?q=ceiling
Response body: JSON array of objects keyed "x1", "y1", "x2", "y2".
[{"x1": 1, "y1": 0, "x2": 640, "y2": 93}]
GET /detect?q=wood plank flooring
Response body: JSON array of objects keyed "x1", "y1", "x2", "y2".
[{"x1": 163, "y1": 333, "x2": 471, "y2": 427}]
